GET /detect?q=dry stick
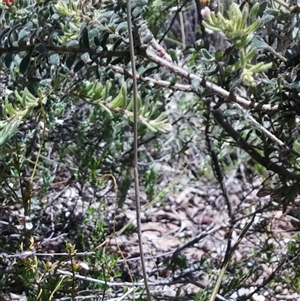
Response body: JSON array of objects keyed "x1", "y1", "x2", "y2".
[
  {"x1": 245, "y1": 253, "x2": 300, "y2": 300},
  {"x1": 204, "y1": 113, "x2": 234, "y2": 266},
  {"x1": 111, "y1": 63, "x2": 299, "y2": 158},
  {"x1": 233, "y1": 102, "x2": 300, "y2": 155},
  {"x1": 179, "y1": 11, "x2": 186, "y2": 48},
  {"x1": 158, "y1": 0, "x2": 190, "y2": 44},
  {"x1": 274, "y1": 0, "x2": 290, "y2": 10},
  {"x1": 189, "y1": 280, "x2": 230, "y2": 301},
  {"x1": 145, "y1": 49, "x2": 279, "y2": 112},
  {"x1": 170, "y1": 221, "x2": 229, "y2": 261},
  {"x1": 115, "y1": 287, "x2": 136, "y2": 301},
  {"x1": 55, "y1": 267, "x2": 233, "y2": 288},
  {"x1": 109, "y1": 64, "x2": 193, "y2": 91},
  {"x1": 118, "y1": 66, "x2": 287, "y2": 162},
  {"x1": 0, "y1": 44, "x2": 130, "y2": 57},
  {"x1": 208, "y1": 215, "x2": 256, "y2": 301},
  {"x1": 126, "y1": 1, "x2": 151, "y2": 300},
  {"x1": 265, "y1": 45, "x2": 288, "y2": 63},
  {"x1": 211, "y1": 108, "x2": 300, "y2": 180},
  {"x1": 144, "y1": 49, "x2": 300, "y2": 181}
]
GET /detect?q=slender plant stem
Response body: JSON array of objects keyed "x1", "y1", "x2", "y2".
[
  {"x1": 126, "y1": 1, "x2": 151, "y2": 300},
  {"x1": 208, "y1": 215, "x2": 256, "y2": 301},
  {"x1": 179, "y1": 11, "x2": 185, "y2": 48}
]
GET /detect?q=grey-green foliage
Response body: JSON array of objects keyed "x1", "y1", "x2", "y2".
[
  {"x1": 0, "y1": 0, "x2": 168, "y2": 134},
  {"x1": 147, "y1": 0, "x2": 231, "y2": 50},
  {"x1": 1, "y1": 0, "x2": 300, "y2": 299},
  {"x1": 0, "y1": 0, "x2": 167, "y2": 296},
  {"x1": 147, "y1": 0, "x2": 300, "y2": 202},
  {"x1": 0, "y1": 0, "x2": 171, "y2": 210}
]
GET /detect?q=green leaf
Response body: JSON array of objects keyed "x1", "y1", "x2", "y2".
[
  {"x1": 81, "y1": 52, "x2": 91, "y2": 64},
  {"x1": 202, "y1": 20, "x2": 221, "y2": 32},
  {"x1": 211, "y1": 10, "x2": 221, "y2": 26},
  {"x1": 17, "y1": 27, "x2": 29, "y2": 48},
  {"x1": 49, "y1": 29, "x2": 65, "y2": 45},
  {"x1": 40, "y1": 79, "x2": 52, "y2": 86},
  {"x1": 4, "y1": 53, "x2": 13, "y2": 68},
  {"x1": 132, "y1": 6, "x2": 144, "y2": 18},
  {"x1": 96, "y1": 46, "x2": 103, "y2": 54},
  {"x1": 100, "y1": 32, "x2": 110, "y2": 47},
  {"x1": 191, "y1": 78, "x2": 200, "y2": 91},
  {"x1": 109, "y1": 84, "x2": 126, "y2": 109},
  {"x1": 251, "y1": 37, "x2": 268, "y2": 49},
  {"x1": 215, "y1": 50, "x2": 224, "y2": 61},
  {"x1": 0, "y1": 27, "x2": 10, "y2": 40},
  {"x1": 243, "y1": 19, "x2": 260, "y2": 35},
  {"x1": 94, "y1": 36, "x2": 101, "y2": 46},
  {"x1": 52, "y1": 13, "x2": 60, "y2": 21},
  {"x1": 66, "y1": 54, "x2": 76, "y2": 69},
  {"x1": 126, "y1": 96, "x2": 134, "y2": 111},
  {"x1": 240, "y1": 48, "x2": 247, "y2": 67},
  {"x1": 226, "y1": 60, "x2": 241, "y2": 73},
  {"x1": 248, "y1": 62, "x2": 272, "y2": 73},
  {"x1": 19, "y1": 52, "x2": 32, "y2": 74},
  {"x1": 244, "y1": 47, "x2": 257, "y2": 62},
  {"x1": 113, "y1": 37, "x2": 124, "y2": 51},
  {"x1": 141, "y1": 66, "x2": 158, "y2": 77},
  {"x1": 49, "y1": 53, "x2": 60, "y2": 66},
  {"x1": 233, "y1": 34, "x2": 253, "y2": 47},
  {"x1": 241, "y1": 5, "x2": 249, "y2": 29},
  {"x1": 229, "y1": 3, "x2": 242, "y2": 20},
  {"x1": 261, "y1": 14, "x2": 275, "y2": 24},
  {"x1": 0, "y1": 118, "x2": 20, "y2": 148},
  {"x1": 93, "y1": 84, "x2": 104, "y2": 100},
  {"x1": 142, "y1": 121, "x2": 158, "y2": 132},
  {"x1": 80, "y1": 27, "x2": 90, "y2": 49},
  {"x1": 168, "y1": 49, "x2": 178, "y2": 64},
  {"x1": 66, "y1": 40, "x2": 80, "y2": 48},
  {"x1": 249, "y1": 2, "x2": 260, "y2": 22},
  {"x1": 35, "y1": 43, "x2": 47, "y2": 54},
  {"x1": 7, "y1": 24, "x2": 22, "y2": 47},
  {"x1": 206, "y1": 64, "x2": 220, "y2": 76},
  {"x1": 263, "y1": 8, "x2": 280, "y2": 17},
  {"x1": 200, "y1": 48, "x2": 214, "y2": 61},
  {"x1": 74, "y1": 60, "x2": 84, "y2": 73},
  {"x1": 116, "y1": 21, "x2": 128, "y2": 34}
]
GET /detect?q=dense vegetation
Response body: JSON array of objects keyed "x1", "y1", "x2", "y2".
[{"x1": 1, "y1": 0, "x2": 300, "y2": 300}]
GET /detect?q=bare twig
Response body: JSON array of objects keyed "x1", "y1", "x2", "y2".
[
  {"x1": 158, "y1": 0, "x2": 190, "y2": 44},
  {"x1": 274, "y1": 0, "x2": 290, "y2": 10},
  {"x1": 179, "y1": 11, "x2": 186, "y2": 48},
  {"x1": 142, "y1": 48, "x2": 300, "y2": 180},
  {"x1": 111, "y1": 48, "x2": 300, "y2": 175},
  {"x1": 211, "y1": 108, "x2": 300, "y2": 180},
  {"x1": 170, "y1": 221, "x2": 229, "y2": 261},
  {"x1": 234, "y1": 104, "x2": 290, "y2": 151},
  {"x1": 115, "y1": 287, "x2": 136, "y2": 301},
  {"x1": 0, "y1": 44, "x2": 129, "y2": 57},
  {"x1": 144, "y1": 48, "x2": 279, "y2": 112},
  {"x1": 209, "y1": 215, "x2": 256, "y2": 301},
  {"x1": 245, "y1": 253, "x2": 300, "y2": 300},
  {"x1": 109, "y1": 64, "x2": 193, "y2": 92},
  {"x1": 126, "y1": 1, "x2": 151, "y2": 300},
  {"x1": 204, "y1": 111, "x2": 234, "y2": 266},
  {"x1": 265, "y1": 45, "x2": 288, "y2": 63}
]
